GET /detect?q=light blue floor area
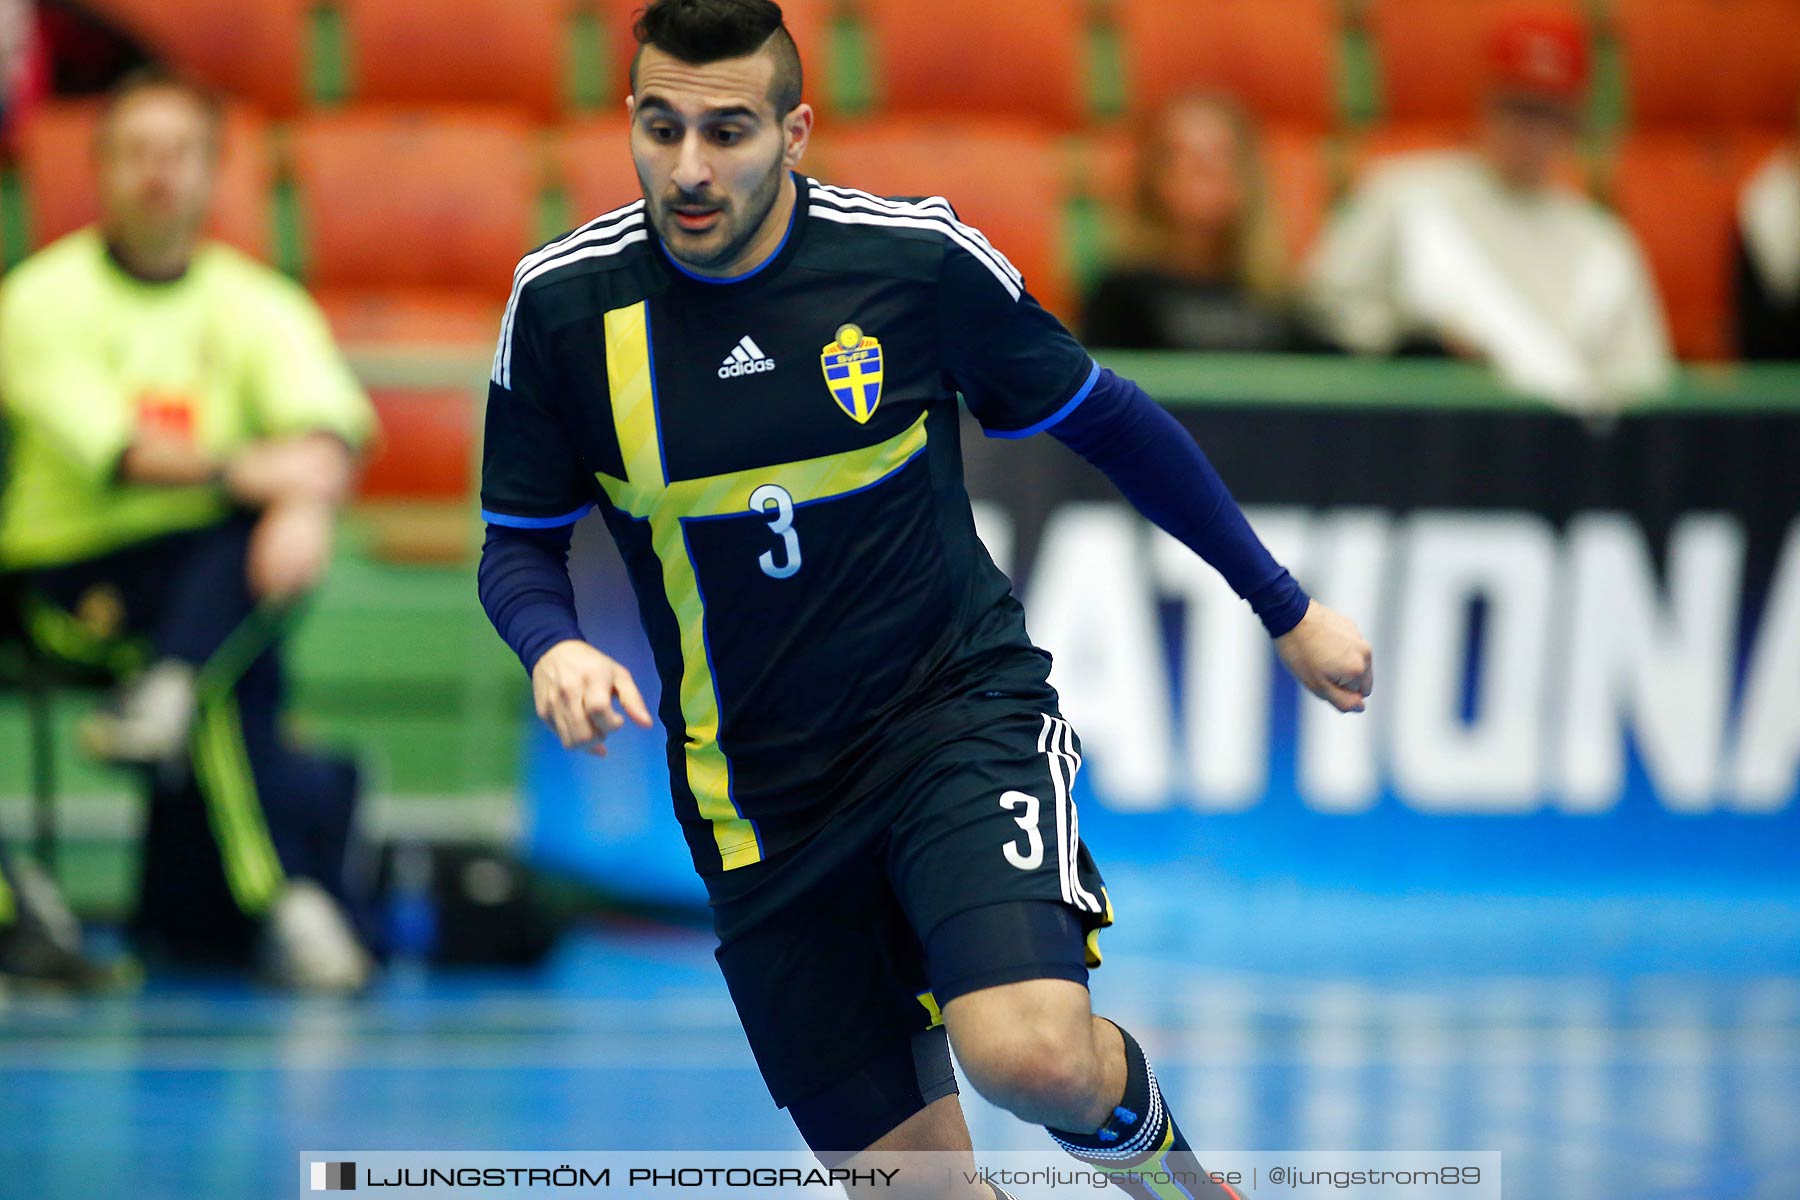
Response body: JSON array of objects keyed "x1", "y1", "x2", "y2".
[{"x1": 2, "y1": 878, "x2": 1798, "y2": 1200}]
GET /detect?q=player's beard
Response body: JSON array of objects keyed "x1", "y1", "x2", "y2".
[{"x1": 654, "y1": 150, "x2": 786, "y2": 274}]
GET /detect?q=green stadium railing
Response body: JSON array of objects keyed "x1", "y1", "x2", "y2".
[{"x1": 1096, "y1": 353, "x2": 1800, "y2": 413}]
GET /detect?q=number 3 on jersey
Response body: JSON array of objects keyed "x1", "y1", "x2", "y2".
[{"x1": 750, "y1": 484, "x2": 802, "y2": 579}]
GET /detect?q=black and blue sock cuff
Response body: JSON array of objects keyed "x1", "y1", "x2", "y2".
[{"x1": 1045, "y1": 1021, "x2": 1171, "y2": 1163}]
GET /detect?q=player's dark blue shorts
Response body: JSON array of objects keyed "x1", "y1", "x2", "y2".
[{"x1": 703, "y1": 683, "x2": 1113, "y2": 1155}]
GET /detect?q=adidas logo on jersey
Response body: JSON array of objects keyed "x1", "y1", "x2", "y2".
[{"x1": 718, "y1": 336, "x2": 777, "y2": 378}]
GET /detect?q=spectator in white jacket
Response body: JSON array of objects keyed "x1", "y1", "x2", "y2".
[{"x1": 1306, "y1": 12, "x2": 1674, "y2": 412}]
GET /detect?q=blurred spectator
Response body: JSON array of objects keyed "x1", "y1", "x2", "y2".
[
  {"x1": 1734, "y1": 109, "x2": 1800, "y2": 360},
  {"x1": 1082, "y1": 94, "x2": 1318, "y2": 352},
  {"x1": 1305, "y1": 13, "x2": 1673, "y2": 411},
  {"x1": 0, "y1": 69, "x2": 377, "y2": 991}
]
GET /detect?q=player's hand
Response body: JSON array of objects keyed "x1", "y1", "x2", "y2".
[
  {"x1": 247, "y1": 496, "x2": 334, "y2": 603},
  {"x1": 531, "y1": 640, "x2": 654, "y2": 756},
  {"x1": 1274, "y1": 600, "x2": 1374, "y2": 713}
]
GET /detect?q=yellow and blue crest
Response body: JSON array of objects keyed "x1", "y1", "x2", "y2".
[{"x1": 820, "y1": 323, "x2": 884, "y2": 424}]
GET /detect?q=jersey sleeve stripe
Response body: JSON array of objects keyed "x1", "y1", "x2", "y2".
[
  {"x1": 492, "y1": 203, "x2": 646, "y2": 387},
  {"x1": 494, "y1": 226, "x2": 649, "y2": 388},
  {"x1": 511, "y1": 199, "x2": 645, "y2": 289},
  {"x1": 809, "y1": 183, "x2": 1023, "y2": 289},
  {"x1": 481, "y1": 503, "x2": 595, "y2": 529},
  {"x1": 983, "y1": 360, "x2": 1101, "y2": 440},
  {"x1": 808, "y1": 206, "x2": 1023, "y2": 300},
  {"x1": 811, "y1": 182, "x2": 1023, "y2": 287},
  {"x1": 495, "y1": 209, "x2": 645, "y2": 384}
]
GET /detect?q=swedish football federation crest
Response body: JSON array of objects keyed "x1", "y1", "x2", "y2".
[{"x1": 820, "y1": 323, "x2": 884, "y2": 424}]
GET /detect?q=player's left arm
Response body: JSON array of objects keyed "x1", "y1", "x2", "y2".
[
  {"x1": 940, "y1": 238, "x2": 1372, "y2": 712},
  {"x1": 1047, "y1": 369, "x2": 1372, "y2": 712}
]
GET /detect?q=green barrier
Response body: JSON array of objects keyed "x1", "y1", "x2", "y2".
[{"x1": 1098, "y1": 353, "x2": 1800, "y2": 413}]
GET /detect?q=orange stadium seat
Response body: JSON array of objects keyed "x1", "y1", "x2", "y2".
[
  {"x1": 594, "y1": 0, "x2": 829, "y2": 107},
  {"x1": 1616, "y1": 0, "x2": 1800, "y2": 129},
  {"x1": 81, "y1": 0, "x2": 309, "y2": 113},
  {"x1": 1262, "y1": 126, "x2": 1333, "y2": 267},
  {"x1": 860, "y1": 0, "x2": 1088, "y2": 127},
  {"x1": 360, "y1": 389, "x2": 477, "y2": 501},
  {"x1": 813, "y1": 120, "x2": 1072, "y2": 317},
  {"x1": 1610, "y1": 134, "x2": 1748, "y2": 361},
  {"x1": 556, "y1": 117, "x2": 643, "y2": 221},
  {"x1": 340, "y1": 0, "x2": 578, "y2": 119},
  {"x1": 1116, "y1": 0, "x2": 1338, "y2": 128},
  {"x1": 1368, "y1": 0, "x2": 1586, "y2": 123},
  {"x1": 288, "y1": 109, "x2": 538, "y2": 347},
  {"x1": 16, "y1": 99, "x2": 271, "y2": 257}
]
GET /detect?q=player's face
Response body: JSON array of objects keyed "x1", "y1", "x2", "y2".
[
  {"x1": 97, "y1": 89, "x2": 218, "y2": 256},
  {"x1": 628, "y1": 45, "x2": 810, "y2": 274}
]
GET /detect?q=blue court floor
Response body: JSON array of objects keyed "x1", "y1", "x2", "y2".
[{"x1": 3, "y1": 874, "x2": 1798, "y2": 1200}]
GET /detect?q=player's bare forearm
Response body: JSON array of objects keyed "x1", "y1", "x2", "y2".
[
  {"x1": 1274, "y1": 600, "x2": 1374, "y2": 712},
  {"x1": 531, "y1": 639, "x2": 654, "y2": 756}
]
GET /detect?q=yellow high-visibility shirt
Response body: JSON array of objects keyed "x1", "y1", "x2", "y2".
[{"x1": 0, "y1": 229, "x2": 374, "y2": 568}]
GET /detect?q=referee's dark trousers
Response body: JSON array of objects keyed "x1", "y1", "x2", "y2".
[{"x1": 27, "y1": 511, "x2": 364, "y2": 964}]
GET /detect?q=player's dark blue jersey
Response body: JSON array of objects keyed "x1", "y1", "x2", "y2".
[{"x1": 481, "y1": 174, "x2": 1099, "y2": 875}]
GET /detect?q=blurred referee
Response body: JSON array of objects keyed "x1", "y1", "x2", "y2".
[{"x1": 0, "y1": 69, "x2": 376, "y2": 991}]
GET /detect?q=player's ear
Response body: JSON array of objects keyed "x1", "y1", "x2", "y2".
[{"x1": 781, "y1": 102, "x2": 814, "y2": 170}]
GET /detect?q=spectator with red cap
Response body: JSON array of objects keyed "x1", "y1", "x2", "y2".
[{"x1": 1305, "y1": 11, "x2": 1674, "y2": 411}]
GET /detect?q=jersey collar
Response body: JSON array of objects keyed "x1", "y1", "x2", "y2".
[{"x1": 656, "y1": 171, "x2": 807, "y2": 287}]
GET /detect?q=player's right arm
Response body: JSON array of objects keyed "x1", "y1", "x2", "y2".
[{"x1": 477, "y1": 283, "x2": 652, "y2": 754}]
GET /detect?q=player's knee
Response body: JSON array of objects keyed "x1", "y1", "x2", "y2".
[{"x1": 956, "y1": 1019, "x2": 1101, "y2": 1119}]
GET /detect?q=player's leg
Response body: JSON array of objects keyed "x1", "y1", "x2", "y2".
[
  {"x1": 849, "y1": 1096, "x2": 1021, "y2": 1200},
  {"x1": 794, "y1": 1056, "x2": 993, "y2": 1199},
  {"x1": 945, "y1": 976, "x2": 1237, "y2": 1199},
  {"x1": 887, "y1": 703, "x2": 1240, "y2": 1199},
  {"x1": 709, "y1": 840, "x2": 996, "y2": 1199},
  {"x1": 928, "y1": 905, "x2": 1240, "y2": 1200}
]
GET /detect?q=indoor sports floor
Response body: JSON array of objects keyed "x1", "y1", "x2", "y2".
[{"x1": 3, "y1": 871, "x2": 1797, "y2": 1200}]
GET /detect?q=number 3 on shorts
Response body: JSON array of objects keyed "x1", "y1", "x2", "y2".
[{"x1": 999, "y1": 790, "x2": 1044, "y2": 870}]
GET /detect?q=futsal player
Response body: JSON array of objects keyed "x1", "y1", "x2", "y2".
[{"x1": 479, "y1": 2, "x2": 1374, "y2": 1195}]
